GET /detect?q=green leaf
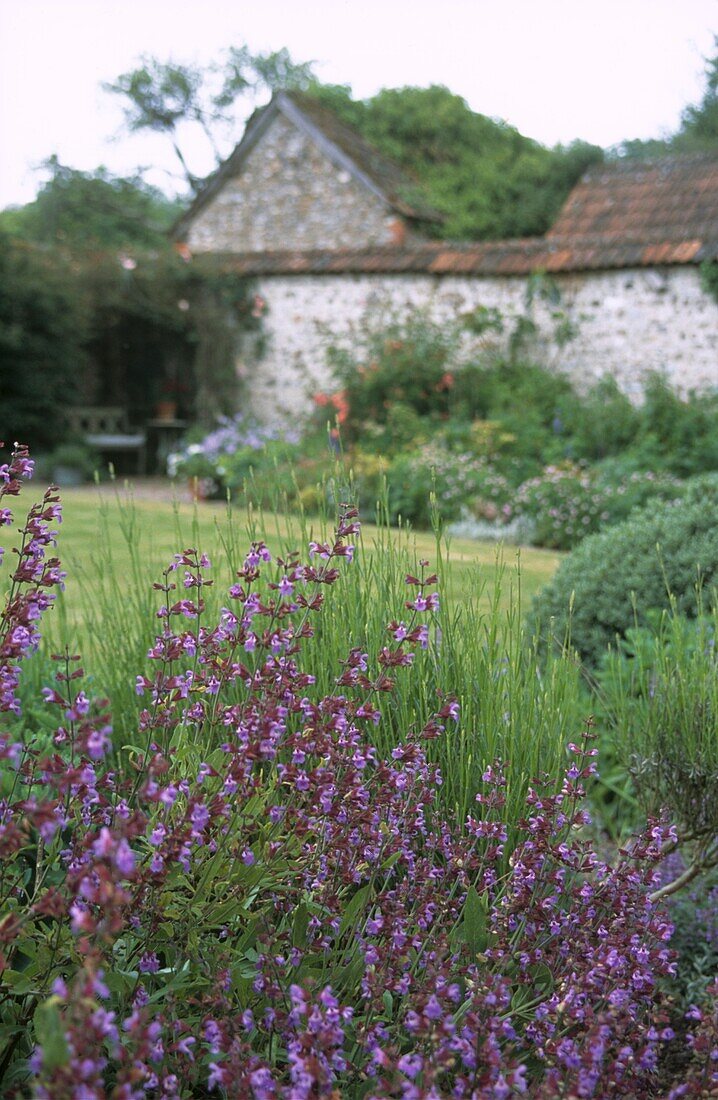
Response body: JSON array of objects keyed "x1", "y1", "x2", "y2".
[
  {"x1": 380, "y1": 850, "x2": 402, "y2": 872},
  {"x1": 146, "y1": 960, "x2": 193, "y2": 1005},
  {"x1": 34, "y1": 998, "x2": 69, "y2": 1071},
  {"x1": 102, "y1": 970, "x2": 137, "y2": 995},
  {"x1": 339, "y1": 952, "x2": 364, "y2": 994},
  {"x1": 453, "y1": 995, "x2": 472, "y2": 1026},
  {"x1": 205, "y1": 900, "x2": 239, "y2": 926},
  {"x1": 527, "y1": 961, "x2": 554, "y2": 995},
  {"x1": 292, "y1": 902, "x2": 310, "y2": 948},
  {"x1": 339, "y1": 883, "x2": 372, "y2": 936},
  {"x1": 463, "y1": 885, "x2": 488, "y2": 955}
]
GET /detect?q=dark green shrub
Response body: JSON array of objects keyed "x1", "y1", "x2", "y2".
[
  {"x1": 475, "y1": 359, "x2": 574, "y2": 425},
  {"x1": 596, "y1": 611, "x2": 718, "y2": 842},
  {"x1": 512, "y1": 466, "x2": 684, "y2": 552},
  {"x1": 0, "y1": 234, "x2": 88, "y2": 449},
  {"x1": 593, "y1": 468, "x2": 684, "y2": 526},
  {"x1": 634, "y1": 374, "x2": 718, "y2": 477},
  {"x1": 561, "y1": 375, "x2": 640, "y2": 460},
  {"x1": 677, "y1": 471, "x2": 718, "y2": 505},
  {"x1": 513, "y1": 463, "x2": 608, "y2": 549},
  {"x1": 452, "y1": 359, "x2": 576, "y2": 477},
  {"x1": 384, "y1": 444, "x2": 515, "y2": 527},
  {"x1": 384, "y1": 450, "x2": 437, "y2": 526},
  {"x1": 529, "y1": 495, "x2": 718, "y2": 667}
]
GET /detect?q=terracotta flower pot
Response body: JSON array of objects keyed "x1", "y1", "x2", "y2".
[{"x1": 155, "y1": 400, "x2": 177, "y2": 421}]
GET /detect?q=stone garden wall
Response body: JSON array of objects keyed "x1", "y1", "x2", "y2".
[{"x1": 237, "y1": 266, "x2": 718, "y2": 425}]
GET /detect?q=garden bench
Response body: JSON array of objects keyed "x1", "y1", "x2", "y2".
[{"x1": 65, "y1": 406, "x2": 147, "y2": 474}]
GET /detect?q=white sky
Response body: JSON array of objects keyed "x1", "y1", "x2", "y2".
[{"x1": 0, "y1": 0, "x2": 716, "y2": 209}]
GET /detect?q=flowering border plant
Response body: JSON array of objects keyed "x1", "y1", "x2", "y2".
[
  {"x1": 0, "y1": 445, "x2": 716, "y2": 1097},
  {"x1": 167, "y1": 415, "x2": 302, "y2": 500}
]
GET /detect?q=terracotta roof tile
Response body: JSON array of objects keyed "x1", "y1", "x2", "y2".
[
  {"x1": 673, "y1": 240, "x2": 702, "y2": 262},
  {"x1": 549, "y1": 154, "x2": 718, "y2": 241},
  {"x1": 196, "y1": 231, "x2": 718, "y2": 277},
  {"x1": 545, "y1": 249, "x2": 573, "y2": 272},
  {"x1": 428, "y1": 249, "x2": 474, "y2": 273}
]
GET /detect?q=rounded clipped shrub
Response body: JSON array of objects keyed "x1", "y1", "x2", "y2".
[{"x1": 529, "y1": 495, "x2": 718, "y2": 667}]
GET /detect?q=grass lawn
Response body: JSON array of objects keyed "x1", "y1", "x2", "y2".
[{"x1": 49, "y1": 484, "x2": 563, "y2": 630}]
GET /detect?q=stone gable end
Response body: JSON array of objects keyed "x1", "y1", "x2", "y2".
[{"x1": 186, "y1": 113, "x2": 405, "y2": 253}]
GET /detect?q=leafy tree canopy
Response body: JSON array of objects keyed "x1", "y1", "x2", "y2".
[
  {"x1": 0, "y1": 158, "x2": 182, "y2": 251},
  {"x1": 679, "y1": 35, "x2": 718, "y2": 148},
  {"x1": 613, "y1": 35, "x2": 718, "y2": 159},
  {"x1": 309, "y1": 83, "x2": 603, "y2": 239},
  {"x1": 0, "y1": 232, "x2": 87, "y2": 449},
  {"x1": 104, "y1": 47, "x2": 316, "y2": 192}
]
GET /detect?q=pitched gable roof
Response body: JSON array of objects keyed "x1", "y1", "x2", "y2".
[
  {"x1": 173, "y1": 91, "x2": 443, "y2": 240},
  {"x1": 548, "y1": 154, "x2": 718, "y2": 241}
]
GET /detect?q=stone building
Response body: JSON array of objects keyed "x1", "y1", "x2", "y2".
[
  {"x1": 175, "y1": 94, "x2": 718, "y2": 424},
  {"x1": 174, "y1": 91, "x2": 444, "y2": 252}
]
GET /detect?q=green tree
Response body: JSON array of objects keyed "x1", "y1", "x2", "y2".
[
  {"x1": 614, "y1": 36, "x2": 718, "y2": 158},
  {"x1": 310, "y1": 83, "x2": 602, "y2": 239},
  {"x1": 105, "y1": 47, "x2": 316, "y2": 192},
  {"x1": 0, "y1": 158, "x2": 182, "y2": 251},
  {"x1": 0, "y1": 233, "x2": 88, "y2": 449},
  {"x1": 678, "y1": 35, "x2": 718, "y2": 148}
]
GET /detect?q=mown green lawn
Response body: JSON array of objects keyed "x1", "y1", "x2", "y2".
[{"x1": 50, "y1": 484, "x2": 562, "y2": 627}]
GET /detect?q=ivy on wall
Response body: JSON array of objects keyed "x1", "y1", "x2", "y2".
[{"x1": 700, "y1": 260, "x2": 718, "y2": 305}]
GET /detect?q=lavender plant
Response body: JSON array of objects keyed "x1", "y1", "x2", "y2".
[
  {"x1": 51, "y1": 488, "x2": 584, "y2": 834},
  {"x1": 1, "y1": 445, "x2": 716, "y2": 1098}
]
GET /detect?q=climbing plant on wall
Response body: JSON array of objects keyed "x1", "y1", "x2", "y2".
[{"x1": 701, "y1": 260, "x2": 718, "y2": 305}]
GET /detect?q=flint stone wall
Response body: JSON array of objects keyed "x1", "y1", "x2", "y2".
[
  {"x1": 186, "y1": 114, "x2": 408, "y2": 253},
  {"x1": 236, "y1": 266, "x2": 718, "y2": 425}
]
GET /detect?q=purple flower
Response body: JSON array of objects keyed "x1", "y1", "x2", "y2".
[
  {"x1": 191, "y1": 802, "x2": 210, "y2": 835},
  {"x1": 139, "y1": 952, "x2": 160, "y2": 974},
  {"x1": 114, "y1": 838, "x2": 135, "y2": 875},
  {"x1": 86, "y1": 727, "x2": 111, "y2": 760},
  {"x1": 175, "y1": 1035, "x2": 196, "y2": 1059},
  {"x1": 398, "y1": 1052, "x2": 423, "y2": 1079},
  {"x1": 92, "y1": 827, "x2": 114, "y2": 858}
]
